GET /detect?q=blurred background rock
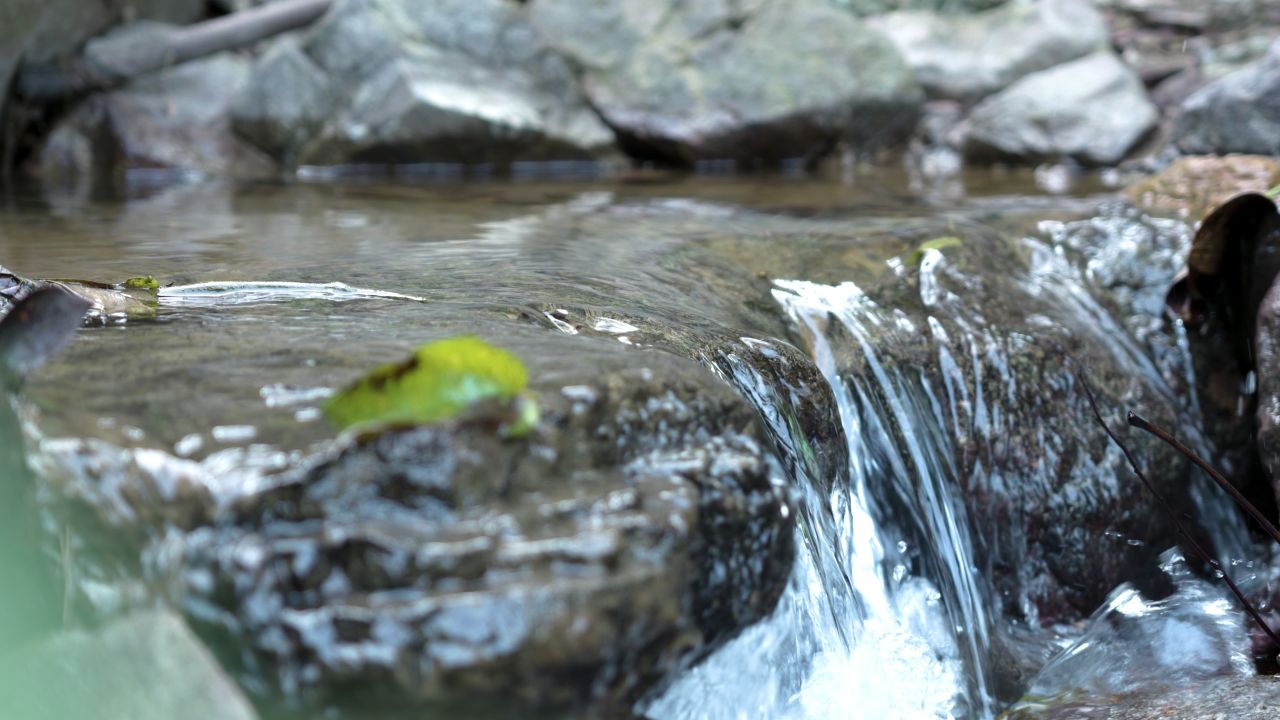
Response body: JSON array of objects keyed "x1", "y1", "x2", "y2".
[{"x1": 2, "y1": 0, "x2": 1279, "y2": 190}]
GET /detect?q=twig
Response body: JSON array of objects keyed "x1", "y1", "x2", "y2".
[
  {"x1": 1128, "y1": 411, "x2": 1280, "y2": 546},
  {"x1": 61, "y1": 523, "x2": 72, "y2": 627},
  {"x1": 1081, "y1": 376, "x2": 1280, "y2": 651}
]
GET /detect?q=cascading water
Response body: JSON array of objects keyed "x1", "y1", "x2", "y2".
[
  {"x1": 650, "y1": 204, "x2": 1260, "y2": 720},
  {"x1": 650, "y1": 276, "x2": 991, "y2": 720}
]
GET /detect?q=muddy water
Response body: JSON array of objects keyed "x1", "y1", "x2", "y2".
[{"x1": 0, "y1": 168, "x2": 1259, "y2": 719}]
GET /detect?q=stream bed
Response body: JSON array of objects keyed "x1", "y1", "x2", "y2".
[{"x1": 0, "y1": 169, "x2": 1274, "y2": 719}]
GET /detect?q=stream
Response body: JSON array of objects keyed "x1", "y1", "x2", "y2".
[{"x1": 0, "y1": 169, "x2": 1270, "y2": 718}]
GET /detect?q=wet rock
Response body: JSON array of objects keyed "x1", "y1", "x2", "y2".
[
  {"x1": 839, "y1": 0, "x2": 1008, "y2": 13},
  {"x1": 767, "y1": 206, "x2": 1217, "y2": 623},
  {"x1": 1253, "y1": 279, "x2": 1280, "y2": 512},
  {"x1": 964, "y1": 52, "x2": 1158, "y2": 166},
  {"x1": 0, "y1": 609, "x2": 258, "y2": 720},
  {"x1": 43, "y1": 344, "x2": 792, "y2": 718},
  {"x1": 1124, "y1": 154, "x2": 1280, "y2": 219},
  {"x1": 530, "y1": 0, "x2": 923, "y2": 165},
  {"x1": 232, "y1": 0, "x2": 616, "y2": 166},
  {"x1": 868, "y1": 0, "x2": 1108, "y2": 102},
  {"x1": 38, "y1": 47, "x2": 278, "y2": 180},
  {"x1": 1005, "y1": 674, "x2": 1280, "y2": 719},
  {"x1": 1175, "y1": 42, "x2": 1280, "y2": 156}
]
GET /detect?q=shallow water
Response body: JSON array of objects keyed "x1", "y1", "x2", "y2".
[{"x1": 0, "y1": 168, "x2": 1263, "y2": 719}]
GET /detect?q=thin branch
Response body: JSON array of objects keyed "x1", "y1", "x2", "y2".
[
  {"x1": 1129, "y1": 411, "x2": 1280, "y2": 546},
  {"x1": 1081, "y1": 376, "x2": 1280, "y2": 652}
]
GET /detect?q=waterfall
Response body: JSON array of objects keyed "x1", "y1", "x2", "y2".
[
  {"x1": 648, "y1": 208, "x2": 1259, "y2": 720},
  {"x1": 648, "y1": 275, "x2": 993, "y2": 719}
]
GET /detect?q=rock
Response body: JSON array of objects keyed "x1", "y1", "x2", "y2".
[
  {"x1": 38, "y1": 341, "x2": 793, "y2": 718},
  {"x1": 869, "y1": 0, "x2": 1108, "y2": 102},
  {"x1": 1174, "y1": 43, "x2": 1280, "y2": 156},
  {"x1": 228, "y1": 38, "x2": 335, "y2": 160},
  {"x1": 0, "y1": 0, "x2": 206, "y2": 139},
  {"x1": 232, "y1": 0, "x2": 617, "y2": 167},
  {"x1": 0, "y1": 609, "x2": 258, "y2": 720},
  {"x1": 38, "y1": 47, "x2": 278, "y2": 180},
  {"x1": 838, "y1": 0, "x2": 1008, "y2": 13},
  {"x1": 1124, "y1": 154, "x2": 1280, "y2": 219},
  {"x1": 529, "y1": 0, "x2": 923, "y2": 165},
  {"x1": 964, "y1": 52, "x2": 1158, "y2": 166},
  {"x1": 1005, "y1": 675, "x2": 1280, "y2": 719},
  {"x1": 115, "y1": 0, "x2": 207, "y2": 24},
  {"x1": 1253, "y1": 277, "x2": 1280, "y2": 513},
  {"x1": 0, "y1": 0, "x2": 105, "y2": 128}
]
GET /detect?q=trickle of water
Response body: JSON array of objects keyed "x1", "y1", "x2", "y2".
[
  {"x1": 777, "y1": 278, "x2": 993, "y2": 718},
  {"x1": 1006, "y1": 549, "x2": 1252, "y2": 718},
  {"x1": 651, "y1": 276, "x2": 990, "y2": 720}
]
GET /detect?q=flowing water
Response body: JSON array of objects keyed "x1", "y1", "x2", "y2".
[{"x1": 0, "y1": 169, "x2": 1266, "y2": 718}]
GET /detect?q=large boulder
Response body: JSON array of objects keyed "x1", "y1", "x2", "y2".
[
  {"x1": 38, "y1": 42, "x2": 278, "y2": 181},
  {"x1": 231, "y1": 0, "x2": 617, "y2": 166},
  {"x1": 0, "y1": 0, "x2": 206, "y2": 139},
  {"x1": 528, "y1": 0, "x2": 924, "y2": 165},
  {"x1": 868, "y1": 0, "x2": 1108, "y2": 102},
  {"x1": 1174, "y1": 42, "x2": 1280, "y2": 156},
  {"x1": 963, "y1": 52, "x2": 1158, "y2": 165}
]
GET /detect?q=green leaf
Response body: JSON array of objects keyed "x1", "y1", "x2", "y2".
[
  {"x1": 324, "y1": 336, "x2": 533, "y2": 431},
  {"x1": 907, "y1": 236, "x2": 963, "y2": 266},
  {"x1": 120, "y1": 276, "x2": 159, "y2": 292}
]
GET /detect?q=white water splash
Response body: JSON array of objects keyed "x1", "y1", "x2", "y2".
[
  {"x1": 158, "y1": 281, "x2": 427, "y2": 305},
  {"x1": 650, "y1": 277, "x2": 982, "y2": 720}
]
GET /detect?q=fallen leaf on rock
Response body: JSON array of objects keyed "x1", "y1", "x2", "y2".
[{"x1": 324, "y1": 336, "x2": 538, "y2": 435}]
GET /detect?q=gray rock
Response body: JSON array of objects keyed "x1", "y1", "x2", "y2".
[
  {"x1": 0, "y1": 0, "x2": 205, "y2": 129},
  {"x1": 0, "y1": 0, "x2": 105, "y2": 120},
  {"x1": 229, "y1": 38, "x2": 335, "y2": 160},
  {"x1": 38, "y1": 342, "x2": 793, "y2": 718},
  {"x1": 0, "y1": 609, "x2": 258, "y2": 720},
  {"x1": 964, "y1": 52, "x2": 1158, "y2": 165},
  {"x1": 232, "y1": 0, "x2": 617, "y2": 166},
  {"x1": 39, "y1": 49, "x2": 278, "y2": 180},
  {"x1": 837, "y1": 0, "x2": 1008, "y2": 13},
  {"x1": 869, "y1": 0, "x2": 1109, "y2": 101},
  {"x1": 1174, "y1": 44, "x2": 1280, "y2": 156},
  {"x1": 1005, "y1": 675, "x2": 1280, "y2": 719},
  {"x1": 115, "y1": 0, "x2": 207, "y2": 24},
  {"x1": 530, "y1": 0, "x2": 923, "y2": 164}
]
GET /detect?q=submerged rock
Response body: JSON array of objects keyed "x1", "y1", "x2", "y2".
[
  {"x1": 964, "y1": 52, "x2": 1158, "y2": 165},
  {"x1": 869, "y1": 0, "x2": 1108, "y2": 102},
  {"x1": 530, "y1": 0, "x2": 923, "y2": 164},
  {"x1": 1175, "y1": 41, "x2": 1280, "y2": 156},
  {"x1": 0, "y1": 609, "x2": 258, "y2": 720}
]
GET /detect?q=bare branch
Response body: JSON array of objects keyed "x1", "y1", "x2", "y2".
[{"x1": 1081, "y1": 375, "x2": 1280, "y2": 653}]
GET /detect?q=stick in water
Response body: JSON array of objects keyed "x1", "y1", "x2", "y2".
[
  {"x1": 1080, "y1": 376, "x2": 1280, "y2": 652},
  {"x1": 1128, "y1": 411, "x2": 1280, "y2": 546}
]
